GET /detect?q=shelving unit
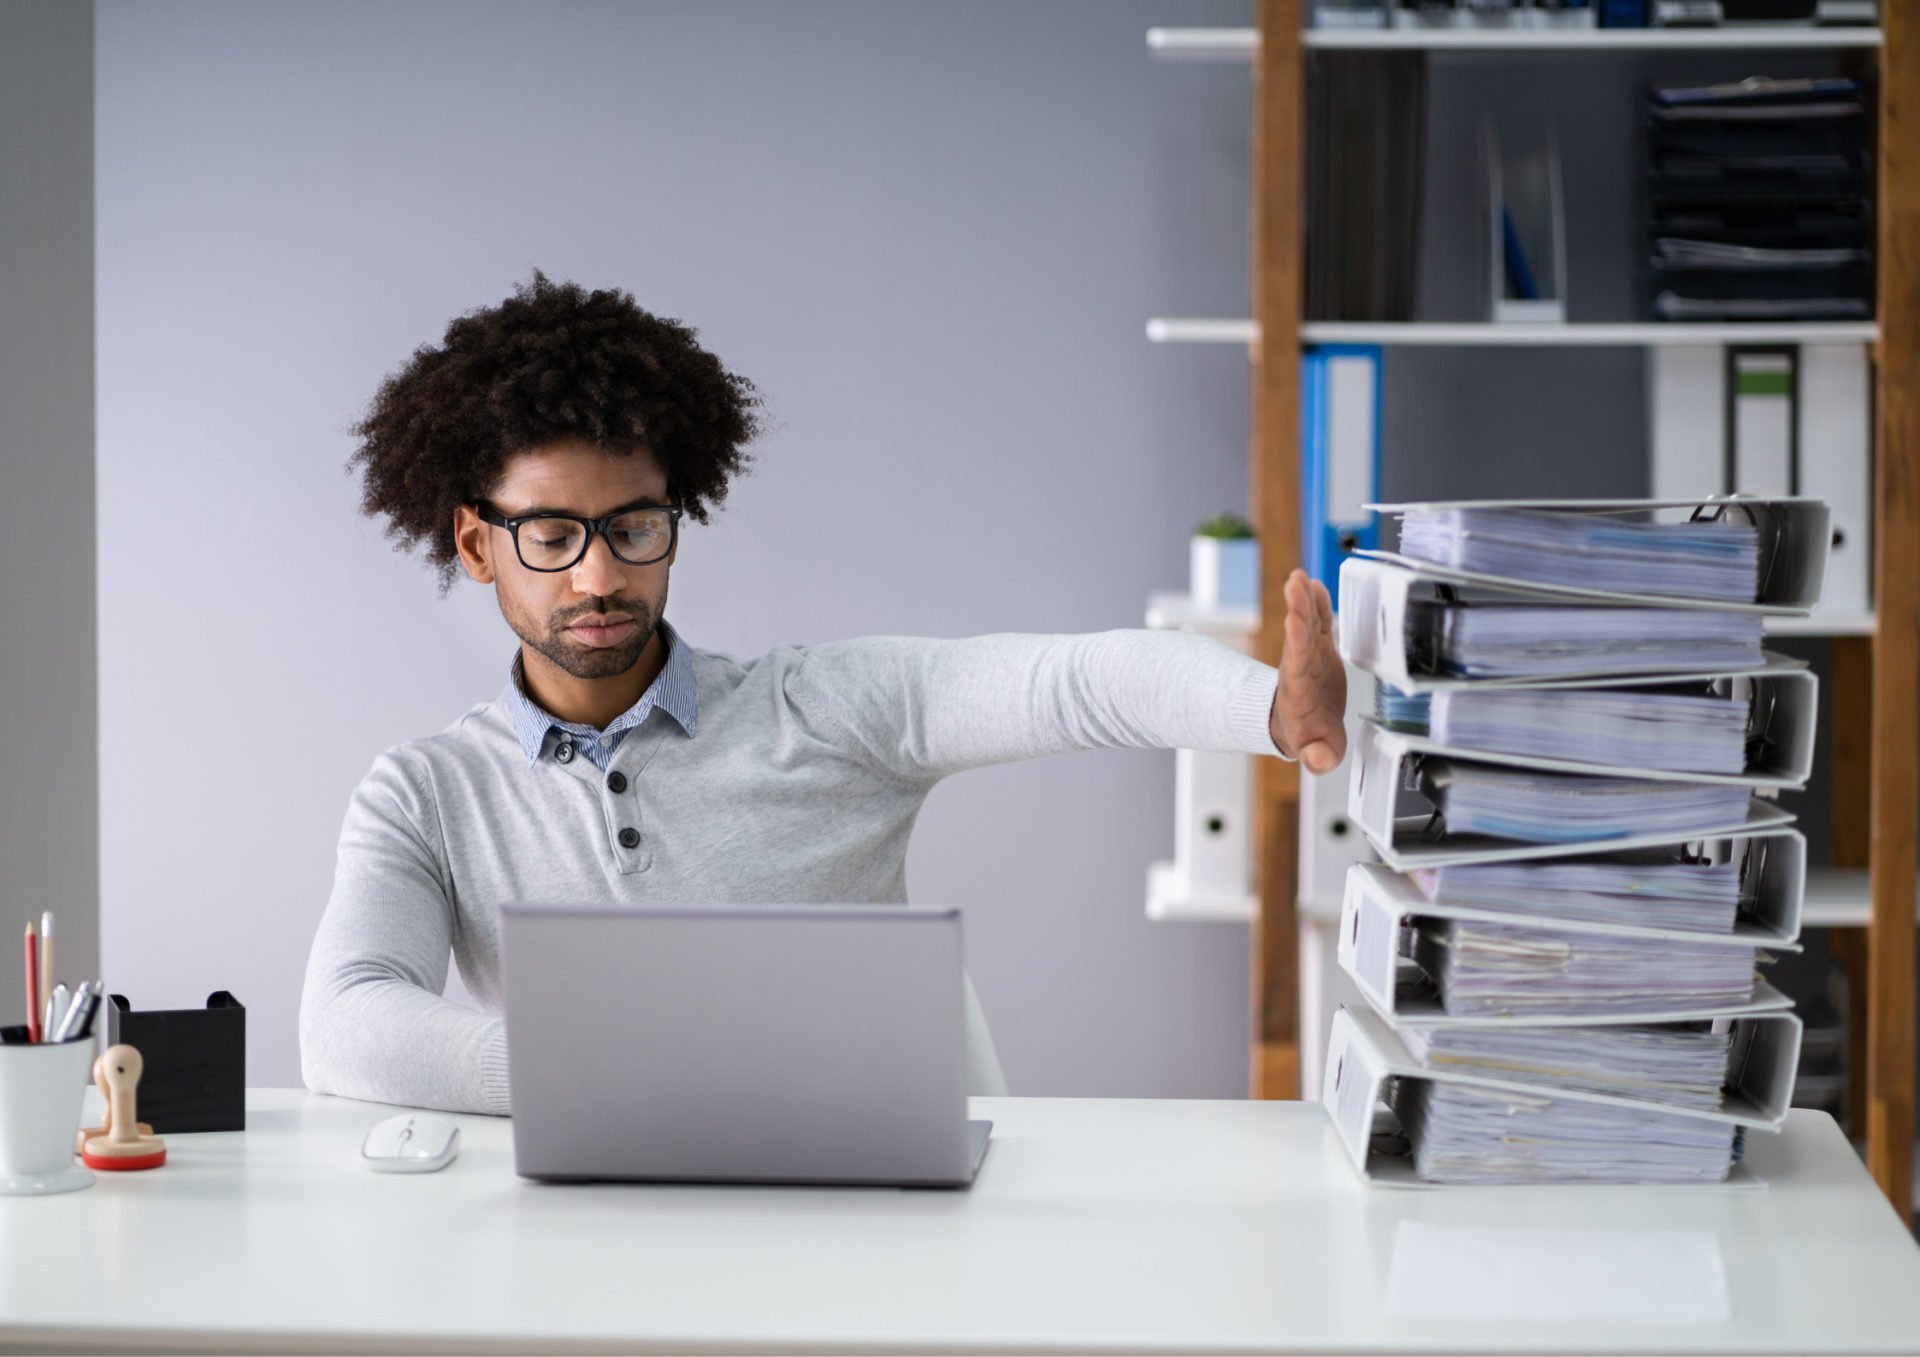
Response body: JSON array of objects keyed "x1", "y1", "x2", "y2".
[
  {"x1": 1149, "y1": 320, "x2": 1883, "y2": 345},
  {"x1": 1151, "y1": 2, "x2": 1917, "y2": 1216},
  {"x1": 1148, "y1": 24, "x2": 1884, "y2": 56},
  {"x1": 1305, "y1": 27, "x2": 1884, "y2": 50}
]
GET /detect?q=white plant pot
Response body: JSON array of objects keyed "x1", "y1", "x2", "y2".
[{"x1": 1190, "y1": 536, "x2": 1259, "y2": 609}]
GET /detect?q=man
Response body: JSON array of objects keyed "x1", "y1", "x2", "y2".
[{"x1": 300, "y1": 273, "x2": 1348, "y2": 1115}]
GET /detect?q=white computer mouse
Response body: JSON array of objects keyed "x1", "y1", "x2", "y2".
[{"x1": 360, "y1": 1112, "x2": 461, "y2": 1173}]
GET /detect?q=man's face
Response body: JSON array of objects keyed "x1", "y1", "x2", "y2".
[{"x1": 456, "y1": 438, "x2": 677, "y2": 683}]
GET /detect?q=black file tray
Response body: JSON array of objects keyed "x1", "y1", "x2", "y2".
[{"x1": 107, "y1": 991, "x2": 246, "y2": 1133}]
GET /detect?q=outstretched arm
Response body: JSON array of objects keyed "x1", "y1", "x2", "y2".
[{"x1": 785, "y1": 570, "x2": 1347, "y2": 784}]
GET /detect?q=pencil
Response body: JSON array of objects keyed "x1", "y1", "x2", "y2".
[
  {"x1": 23, "y1": 924, "x2": 40, "y2": 1044},
  {"x1": 38, "y1": 912, "x2": 53, "y2": 1028}
]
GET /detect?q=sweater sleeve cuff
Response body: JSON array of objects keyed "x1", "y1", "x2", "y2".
[
  {"x1": 1229, "y1": 663, "x2": 1291, "y2": 759},
  {"x1": 481, "y1": 1022, "x2": 512, "y2": 1116}
]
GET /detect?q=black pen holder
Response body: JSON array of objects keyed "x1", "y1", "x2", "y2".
[{"x1": 107, "y1": 992, "x2": 246, "y2": 1133}]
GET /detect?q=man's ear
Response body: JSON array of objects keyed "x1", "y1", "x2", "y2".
[{"x1": 453, "y1": 504, "x2": 495, "y2": 585}]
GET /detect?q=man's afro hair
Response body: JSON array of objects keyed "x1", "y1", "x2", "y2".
[{"x1": 348, "y1": 270, "x2": 762, "y2": 593}]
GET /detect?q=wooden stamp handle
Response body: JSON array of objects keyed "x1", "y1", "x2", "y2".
[{"x1": 100, "y1": 1045, "x2": 144, "y2": 1147}]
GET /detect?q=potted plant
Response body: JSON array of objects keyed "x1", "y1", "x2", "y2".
[{"x1": 1190, "y1": 514, "x2": 1258, "y2": 609}]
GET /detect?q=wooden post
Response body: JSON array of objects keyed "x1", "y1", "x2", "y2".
[
  {"x1": 1869, "y1": 0, "x2": 1918, "y2": 1220},
  {"x1": 1828, "y1": 637, "x2": 1870, "y2": 1140},
  {"x1": 1249, "y1": 0, "x2": 1304, "y2": 1100}
]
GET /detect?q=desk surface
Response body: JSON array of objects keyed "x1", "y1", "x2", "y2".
[{"x1": 3, "y1": 1091, "x2": 1918, "y2": 1355}]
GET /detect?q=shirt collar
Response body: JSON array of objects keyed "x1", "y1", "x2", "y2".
[{"x1": 506, "y1": 617, "x2": 698, "y2": 766}]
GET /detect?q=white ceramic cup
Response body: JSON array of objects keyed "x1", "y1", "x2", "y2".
[{"x1": 0, "y1": 1037, "x2": 96, "y2": 1195}]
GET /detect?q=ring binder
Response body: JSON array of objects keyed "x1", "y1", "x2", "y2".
[
  {"x1": 1324, "y1": 1005, "x2": 1797, "y2": 1186},
  {"x1": 1360, "y1": 496, "x2": 1832, "y2": 614}
]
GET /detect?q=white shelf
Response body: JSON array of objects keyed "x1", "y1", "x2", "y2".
[
  {"x1": 1307, "y1": 25, "x2": 1882, "y2": 50},
  {"x1": 1302, "y1": 321, "x2": 1882, "y2": 346},
  {"x1": 1765, "y1": 610, "x2": 1876, "y2": 638},
  {"x1": 1148, "y1": 320, "x2": 1881, "y2": 346},
  {"x1": 1801, "y1": 869, "x2": 1920, "y2": 929},
  {"x1": 1146, "y1": 25, "x2": 1882, "y2": 58},
  {"x1": 1146, "y1": 27, "x2": 1259, "y2": 60},
  {"x1": 1146, "y1": 860, "x2": 1255, "y2": 924},
  {"x1": 1145, "y1": 318, "x2": 1258, "y2": 345},
  {"x1": 1144, "y1": 590, "x2": 1257, "y2": 637}
]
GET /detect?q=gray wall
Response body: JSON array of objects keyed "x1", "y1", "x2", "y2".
[
  {"x1": 95, "y1": 0, "x2": 1260, "y2": 1096},
  {"x1": 1, "y1": 2, "x2": 96, "y2": 1034}
]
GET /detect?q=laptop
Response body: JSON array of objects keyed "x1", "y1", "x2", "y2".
[{"x1": 499, "y1": 903, "x2": 992, "y2": 1187}]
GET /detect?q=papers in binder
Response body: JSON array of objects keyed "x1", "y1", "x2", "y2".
[
  {"x1": 1414, "y1": 853, "x2": 1735, "y2": 931},
  {"x1": 1395, "y1": 1009, "x2": 1800, "y2": 1122},
  {"x1": 1423, "y1": 761, "x2": 1754, "y2": 843},
  {"x1": 1397, "y1": 505, "x2": 1759, "y2": 602},
  {"x1": 1408, "y1": 829, "x2": 1803, "y2": 937},
  {"x1": 1349, "y1": 719, "x2": 1797, "y2": 870},
  {"x1": 1400, "y1": 1079, "x2": 1741, "y2": 1185},
  {"x1": 1359, "y1": 498, "x2": 1831, "y2": 614},
  {"x1": 1432, "y1": 688, "x2": 1746, "y2": 774},
  {"x1": 1419, "y1": 604, "x2": 1765, "y2": 683},
  {"x1": 1362, "y1": 667, "x2": 1816, "y2": 789},
  {"x1": 1339, "y1": 859, "x2": 1803, "y2": 1024},
  {"x1": 1323, "y1": 1007, "x2": 1787, "y2": 1187},
  {"x1": 1399, "y1": 1023, "x2": 1737, "y2": 1113},
  {"x1": 1415, "y1": 917, "x2": 1761, "y2": 1018},
  {"x1": 1337, "y1": 556, "x2": 1771, "y2": 691}
]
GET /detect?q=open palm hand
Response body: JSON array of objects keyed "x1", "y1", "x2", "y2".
[{"x1": 1268, "y1": 569, "x2": 1347, "y2": 774}]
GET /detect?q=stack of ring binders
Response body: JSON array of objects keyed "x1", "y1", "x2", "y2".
[{"x1": 1325, "y1": 496, "x2": 1830, "y2": 1186}]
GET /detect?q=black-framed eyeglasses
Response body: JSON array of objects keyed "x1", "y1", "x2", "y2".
[{"x1": 474, "y1": 499, "x2": 682, "y2": 571}]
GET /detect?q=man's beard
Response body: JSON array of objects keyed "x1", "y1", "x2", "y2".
[{"x1": 520, "y1": 598, "x2": 660, "y2": 680}]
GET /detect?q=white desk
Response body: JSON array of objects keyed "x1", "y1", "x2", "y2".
[{"x1": 3, "y1": 1090, "x2": 1918, "y2": 1354}]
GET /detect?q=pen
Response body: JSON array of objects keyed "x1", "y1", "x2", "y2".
[
  {"x1": 75, "y1": 986, "x2": 103, "y2": 1043},
  {"x1": 23, "y1": 923, "x2": 39, "y2": 1044},
  {"x1": 52, "y1": 981, "x2": 93, "y2": 1043},
  {"x1": 44, "y1": 983, "x2": 68, "y2": 1040}
]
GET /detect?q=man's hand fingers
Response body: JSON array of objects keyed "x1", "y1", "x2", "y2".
[
  {"x1": 1297, "y1": 740, "x2": 1337, "y2": 775},
  {"x1": 1284, "y1": 570, "x2": 1310, "y2": 625},
  {"x1": 1270, "y1": 569, "x2": 1348, "y2": 773}
]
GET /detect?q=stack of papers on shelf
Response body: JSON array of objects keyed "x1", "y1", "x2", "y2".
[
  {"x1": 1429, "y1": 688, "x2": 1750, "y2": 775},
  {"x1": 1410, "y1": 854, "x2": 1741, "y2": 933},
  {"x1": 1398, "y1": 1023, "x2": 1733, "y2": 1112},
  {"x1": 1412, "y1": 601, "x2": 1765, "y2": 681},
  {"x1": 1646, "y1": 77, "x2": 1872, "y2": 324},
  {"x1": 1413, "y1": 917, "x2": 1761, "y2": 1018},
  {"x1": 1423, "y1": 761, "x2": 1753, "y2": 843},
  {"x1": 1396, "y1": 1079, "x2": 1741, "y2": 1186},
  {"x1": 1395, "y1": 507, "x2": 1759, "y2": 602}
]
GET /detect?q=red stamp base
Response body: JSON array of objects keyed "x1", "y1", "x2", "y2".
[{"x1": 82, "y1": 1148, "x2": 166, "y2": 1171}]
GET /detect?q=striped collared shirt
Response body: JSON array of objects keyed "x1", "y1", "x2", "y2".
[{"x1": 504, "y1": 618, "x2": 698, "y2": 770}]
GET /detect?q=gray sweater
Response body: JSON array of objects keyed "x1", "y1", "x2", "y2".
[{"x1": 299, "y1": 628, "x2": 1283, "y2": 1115}]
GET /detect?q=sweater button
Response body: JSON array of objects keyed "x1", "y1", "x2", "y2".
[
  {"x1": 617, "y1": 827, "x2": 641, "y2": 849},
  {"x1": 555, "y1": 741, "x2": 574, "y2": 764},
  {"x1": 606, "y1": 771, "x2": 628, "y2": 793}
]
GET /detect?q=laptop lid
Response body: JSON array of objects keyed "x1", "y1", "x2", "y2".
[{"x1": 500, "y1": 903, "x2": 978, "y2": 1186}]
